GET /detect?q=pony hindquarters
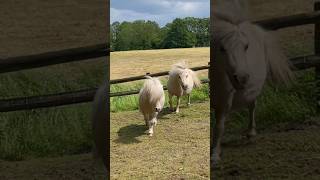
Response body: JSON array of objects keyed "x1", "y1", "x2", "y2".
[
  {"x1": 139, "y1": 76, "x2": 165, "y2": 136},
  {"x1": 92, "y1": 83, "x2": 109, "y2": 174}
]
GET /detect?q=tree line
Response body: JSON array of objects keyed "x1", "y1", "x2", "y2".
[{"x1": 111, "y1": 17, "x2": 210, "y2": 51}]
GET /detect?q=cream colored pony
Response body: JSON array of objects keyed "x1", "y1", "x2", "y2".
[
  {"x1": 211, "y1": 0, "x2": 294, "y2": 164},
  {"x1": 92, "y1": 83, "x2": 109, "y2": 176},
  {"x1": 167, "y1": 61, "x2": 201, "y2": 113},
  {"x1": 139, "y1": 76, "x2": 165, "y2": 136}
]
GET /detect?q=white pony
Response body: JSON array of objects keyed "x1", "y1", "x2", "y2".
[
  {"x1": 167, "y1": 61, "x2": 201, "y2": 113},
  {"x1": 139, "y1": 76, "x2": 165, "y2": 136},
  {"x1": 92, "y1": 83, "x2": 109, "y2": 175},
  {"x1": 211, "y1": 0, "x2": 294, "y2": 164}
]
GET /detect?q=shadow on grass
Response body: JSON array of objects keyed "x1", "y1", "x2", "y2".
[
  {"x1": 158, "y1": 107, "x2": 173, "y2": 120},
  {"x1": 114, "y1": 124, "x2": 147, "y2": 144}
]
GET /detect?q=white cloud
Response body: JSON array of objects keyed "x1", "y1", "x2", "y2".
[{"x1": 111, "y1": 0, "x2": 209, "y2": 27}]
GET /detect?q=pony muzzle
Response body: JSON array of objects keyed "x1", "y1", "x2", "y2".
[
  {"x1": 232, "y1": 73, "x2": 249, "y2": 89},
  {"x1": 155, "y1": 107, "x2": 161, "y2": 112}
]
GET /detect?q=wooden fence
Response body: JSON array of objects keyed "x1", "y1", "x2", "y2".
[{"x1": 0, "y1": 3, "x2": 320, "y2": 112}]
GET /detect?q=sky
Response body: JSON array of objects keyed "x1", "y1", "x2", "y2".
[{"x1": 111, "y1": 0, "x2": 210, "y2": 27}]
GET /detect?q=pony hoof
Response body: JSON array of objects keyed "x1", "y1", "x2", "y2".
[
  {"x1": 149, "y1": 133, "x2": 153, "y2": 137},
  {"x1": 175, "y1": 110, "x2": 179, "y2": 113},
  {"x1": 246, "y1": 129, "x2": 257, "y2": 139},
  {"x1": 187, "y1": 103, "x2": 191, "y2": 106}
]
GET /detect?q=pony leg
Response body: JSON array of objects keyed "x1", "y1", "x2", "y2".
[
  {"x1": 212, "y1": 108, "x2": 228, "y2": 164},
  {"x1": 175, "y1": 96, "x2": 181, "y2": 113},
  {"x1": 187, "y1": 94, "x2": 191, "y2": 106},
  {"x1": 148, "y1": 112, "x2": 158, "y2": 136},
  {"x1": 143, "y1": 113, "x2": 149, "y2": 127},
  {"x1": 247, "y1": 100, "x2": 257, "y2": 138},
  {"x1": 169, "y1": 93, "x2": 174, "y2": 111}
]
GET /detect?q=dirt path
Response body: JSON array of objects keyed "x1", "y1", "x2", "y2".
[{"x1": 213, "y1": 119, "x2": 320, "y2": 179}]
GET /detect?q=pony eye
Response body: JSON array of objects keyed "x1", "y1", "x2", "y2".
[
  {"x1": 220, "y1": 47, "x2": 226, "y2": 52},
  {"x1": 245, "y1": 44, "x2": 249, "y2": 50}
]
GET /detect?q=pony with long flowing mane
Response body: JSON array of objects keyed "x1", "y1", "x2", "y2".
[
  {"x1": 167, "y1": 61, "x2": 201, "y2": 113},
  {"x1": 211, "y1": 0, "x2": 294, "y2": 164},
  {"x1": 139, "y1": 76, "x2": 165, "y2": 136}
]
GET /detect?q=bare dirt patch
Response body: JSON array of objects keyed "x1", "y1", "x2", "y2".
[{"x1": 212, "y1": 119, "x2": 320, "y2": 179}]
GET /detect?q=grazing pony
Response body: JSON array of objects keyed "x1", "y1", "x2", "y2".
[
  {"x1": 167, "y1": 61, "x2": 201, "y2": 113},
  {"x1": 139, "y1": 76, "x2": 165, "y2": 136},
  {"x1": 211, "y1": 0, "x2": 294, "y2": 164},
  {"x1": 92, "y1": 83, "x2": 109, "y2": 175}
]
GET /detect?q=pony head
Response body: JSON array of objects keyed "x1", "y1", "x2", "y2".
[
  {"x1": 177, "y1": 69, "x2": 191, "y2": 91},
  {"x1": 213, "y1": 0, "x2": 251, "y2": 90}
]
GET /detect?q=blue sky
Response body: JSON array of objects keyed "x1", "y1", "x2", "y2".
[{"x1": 111, "y1": 0, "x2": 210, "y2": 27}]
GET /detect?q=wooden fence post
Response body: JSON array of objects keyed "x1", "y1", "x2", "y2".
[{"x1": 315, "y1": 1, "x2": 320, "y2": 112}]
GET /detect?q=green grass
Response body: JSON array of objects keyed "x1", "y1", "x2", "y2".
[
  {"x1": 0, "y1": 60, "x2": 106, "y2": 161},
  {"x1": 110, "y1": 78, "x2": 209, "y2": 112}
]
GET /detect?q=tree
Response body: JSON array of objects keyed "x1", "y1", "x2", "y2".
[
  {"x1": 110, "y1": 21, "x2": 120, "y2": 51},
  {"x1": 162, "y1": 18, "x2": 196, "y2": 49},
  {"x1": 183, "y1": 17, "x2": 210, "y2": 47}
]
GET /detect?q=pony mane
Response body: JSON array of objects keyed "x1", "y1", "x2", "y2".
[
  {"x1": 172, "y1": 61, "x2": 188, "y2": 70},
  {"x1": 140, "y1": 76, "x2": 164, "y2": 104},
  {"x1": 187, "y1": 69, "x2": 201, "y2": 88},
  {"x1": 169, "y1": 61, "x2": 187, "y2": 78}
]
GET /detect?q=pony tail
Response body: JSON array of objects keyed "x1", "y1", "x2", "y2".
[
  {"x1": 189, "y1": 69, "x2": 201, "y2": 88},
  {"x1": 264, "y1": 30, "x2": 295, "y2": 87}
]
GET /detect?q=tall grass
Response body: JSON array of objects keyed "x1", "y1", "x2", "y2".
[{"x1": 0, "y1": 60, "x2": 106, "y2": 161}]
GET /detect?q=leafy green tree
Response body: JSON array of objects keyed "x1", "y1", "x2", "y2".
[{"x1": 162, "y1": 18, "x2": 196, "y2": 48}]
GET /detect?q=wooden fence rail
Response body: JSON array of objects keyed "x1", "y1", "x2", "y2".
[
  {"x1": 256, "y1": 11, "x2": 320, "y2": 30},
  {"x1": 0, "y1": 89, "x2": 97, "y2": 112},
  {"x1": 110, "y1": 65, "x2": 209, "y2": 84},
  {"x1": 110, "y1": 79, "x2": 210, "y2": 97},
  {"x1": 0, "y1": 44, "x2": 108, "y2": 74}
]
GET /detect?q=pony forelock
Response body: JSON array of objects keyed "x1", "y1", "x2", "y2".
[{"x1": 140, "y1": 77, "x2": 164, "y2": 105}]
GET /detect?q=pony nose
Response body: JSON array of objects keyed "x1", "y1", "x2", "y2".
[
  {"x1": 182, "y1": 85, "x2": 188, "y2": 90},
  {"x1": 155, "y1": 107, "x2": 160, "y2": 112},
  {"x1": 233, "y1": 73, "x2": 249, "y2": 85}
]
